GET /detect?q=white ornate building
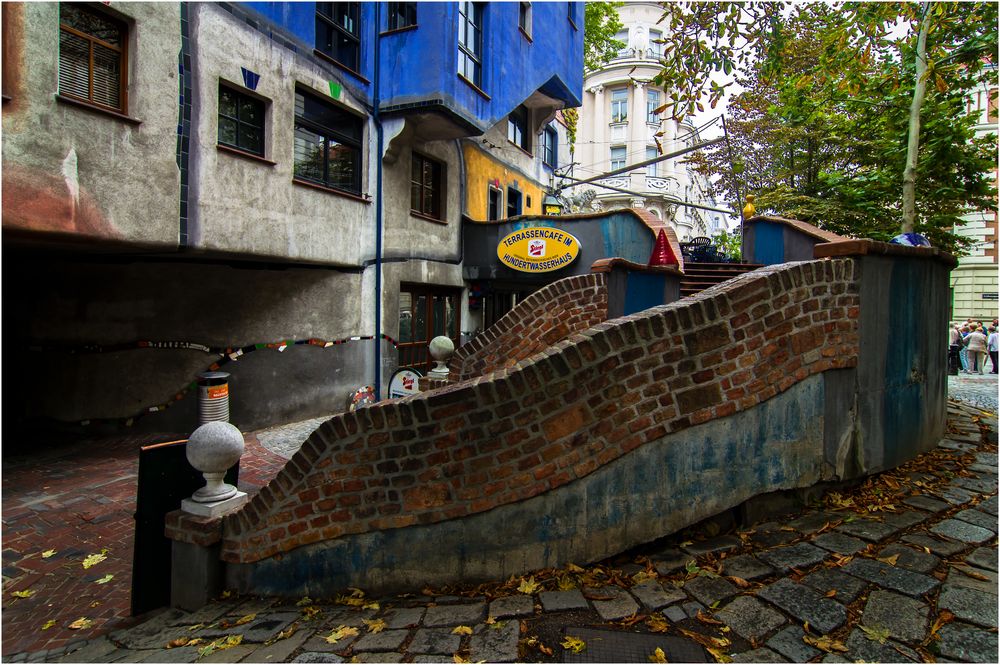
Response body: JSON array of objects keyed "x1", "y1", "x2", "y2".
[{"x1": 562, "y1": 2, "x2": 732, "y2": 240}]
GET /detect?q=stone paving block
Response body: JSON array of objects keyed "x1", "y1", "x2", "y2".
[
  {"x1": 843, "y1": 629, "x2": 919, "y2": 663},
  {"x1": 747, "y1": 523, "x2": 798, "y2": 548},
  {"x1": 107, "y1": 648, "x2": 152, "y2": 663},
  {"x1": 975, "y1": 452, "x2": 998, "y2": 467},
  {"x1": 588, "y1": 585, "x2": 640, "y2": 621},
  {"x1": 938, "y1": 585, "x2": 999, "y2": 628},
  {"x1": 681, "y1": 535, "x2": 741, "y2": 557},
  {"x1": 819, "y1": 655, "x2": 849, "y2": 663},
  {"x1": 408, "y1": 628, "x2": 461, "y2": 655},
  {"x1": 136, "y1": 645, "x2": 201, "y2": 662},
  {"x1": 903, "y1": 495, "x2": 950, "y2": 513},
  {"x1": 814, "y1": 532, "x2": 868, "y2": 556},
  {"x1": 931, "y1": 518, "x2": 995, "y2": 544},
  {"x1": 410, "y1": 657, "x2": 453, "y2": 664},
  {"x1": 940, "y1": 440, "x2": 978, "y2": 451},
  {"x1": 469, "y1": 619, "x2": 518, "y2": 663},
  {"x1": 757, "y1": 543, "x2": 830, "y2": 572},
  {"x1": 109, "y1": 610, "x2": 189, "y2": 649},
  {"x1": 730, "y1": 647, "x2": 788, "y2": 663},
  {"x1": 351, "y1": 653, "x2": 403, "y2": 663},
  {"x1": 722, "y1": 554, "x2": 775, "y2": 581},
  {"x1": 538, "y1": 589, "x2": 588, "y2": 612},
  {"x1": 954, "y1": 508, "x2": 998, "y2": 532},
  {"x1": 423, "y1": 602, "x2": 485, "y2": 627},
  {"x1": 842, "y1": 558, "x2": 939, "y2": 597},
  {"x1": 649, "y1": 548, "x2": 691, "y2": 575},
  {"x1": 683, "y1": 576, "x2": 739, "y2": 607},
  {"x1": 969, "y1": 463, "x2": 998, "y2": 474},
  {"x1": 168, "y1": 603, "x2": 234, "y2": 627},
  {"x1": 766, "y1": 625, "x2": 820, "y2": 663},
  {"x1": 787, "y1": 513, "x2": 841, "y2": 535},
  {"x1": 835, "y1": 518, "x2": 897, "y2": 542},
  {"x1": 936, "y1": 486, "x2": 975, "y2": 505},
  {"x1": 197, "y1": 612, "x2": 300, "y2": 643},
  {"x1": 291, "y1": 653, "x2": 345, "y2": 663},
  {"x1": 880, "y1": 510, "x2": 928, "y2": 530},
  {"x1": 350, "y1": 629, "x2": 410, "y2": 652},
  {"x1": 250, "y1": 627, "x2": 311, "y2": 663},
  {"x1": 979, "y1": 495, "x2": 999, "y2": 515},
  {"x1": 196, "y1": 644, "x2": 259, "y2": 663},
  {"x1": 946, "y1": 565, "x2": 999, "y2": 595},
  {"x1": 876, "y1": 544, "x2": 940, "y2": 574},
  {"x1": 861, "y1": 589, "x2": 928, "y2": 643},
  {"x1": 935, "y1": 621, "x2": 999, "y2": 663},
  {"x1": 55, "y1": 638, "x2": 118, "y2": 663},
  {"x1": 757, "y1": 579, "x2": 848, "y2": 634},
  {"x1": 629, "y1": 581, "x2": 686, "y2": 610},
  {"x1": 681, "y1": 601, "x2": 706, "y2": 618},
  {"x1": 715, "y1": 595, "x2": 787, "y2": 641},
  {"x1": 901, "y1": 533, "x2": 966, "y2": 557},
  {"x1": 800, "y1": 568, "x2": 867, "y2": 605},
  {"x1": 561, "y1": 628, "x2": 707, "y2": 663},
  {"x1": 966, "y1": 546, "x2": 998, "y2": 571},
  {"x1": 954, "y1": 475, "x2": 998, "y2": 494},
  {"x1": 384, "y1": 607, "x2": 426, "y2": 630},
  {"x1": 488, "y1": 595, "x2": 534, "y2": 619},
  {"x1": 662, "y1": 605, "x2": 687, "y2": 622}
]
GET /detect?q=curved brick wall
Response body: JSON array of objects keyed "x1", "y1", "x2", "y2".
[
  {"x1": 449, "y1": 273, "x2": 608, "y2": 381},
  {"x1": 221, "y1": 258, "x2": 860, "y2": 565}
]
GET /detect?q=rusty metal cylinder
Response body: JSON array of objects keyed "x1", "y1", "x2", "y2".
[{"x1": 197, "y1": 371, "x2": 230, "y2": 425}]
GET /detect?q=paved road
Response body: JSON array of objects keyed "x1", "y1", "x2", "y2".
[
  {"x1": 948, "y1": 373, "x2": 998, "y2": 413},
  {"x1": 6, "y1": 400, "x2": 996, "y2": 663}
]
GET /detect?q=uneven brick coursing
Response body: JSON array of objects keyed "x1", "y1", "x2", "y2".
[
  {"x1": 221, "y1": 259, "x2": 860, "y2": 564},
  {"x1": 448, "y1": 273, "x2": 609, "y2": 381}
]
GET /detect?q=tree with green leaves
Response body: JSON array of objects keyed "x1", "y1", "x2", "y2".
[
  {"x1": 656, "y1": 1, "x2": 998, "y2": 241},
  {"x1": 583, "y1": 2, "x2": 626, "y2": 72}
]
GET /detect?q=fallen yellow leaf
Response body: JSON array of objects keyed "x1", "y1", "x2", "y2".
[
  {"x1": 561, "y1": 636, "x2": 586, "y2": 654},
  {"x1": 363, "y1": 601, "x2": 380, "y2": 611},
  {"x1": 364, "y1": 618, "x2": 387, "y2": 634},
  {"x1": 234, "y1": 614, "x2": 256, "y2": 626},
  {"x1": 41, "y1": 550, "x2": 56, "y2": 559},
  {"x1": 650, "y1": 646, "x2": 668, "y2": 663},
  {"x1": 453, "y1": 654, "x2": 470, "y2": 664},
  {"x1": 324, "y1": 625, "x2": 360, "y2": 644},
  {"x1": 11, "y1": 590, "x2": 35, "y2": 599},
  {"x1": 518, "y1": 576, "x2": 541, "y2": 594},
  {"x1": 565, "y1": 563, "x2": 586, "y2": 573},
  {"x1": 802, "y1": 634, "x2": 848, "y2": 653},
  {"x1": 81, "y1": 551, "x2": 108, "y2": 569},
  {"x1": 876, "y1": 554, "x2": 899, "y2": 566},
  {"x1": 41, "y1": 620, "x2": 56, "y2": 630},
  {"x1": 452, "y1": 625, "x2": 474, "y2": 635},
  {"x1": 647, "y1": 615, "x2": 670, "y2": 633},
  {"x1": 95, "y1": 574, "x2": 114, "y2": 584},
  {"x1": 68, "y1": 617, "x2": 93, "y2": 630},
  {"x1": 859, "y1": 624, "x2": 890, "y2": 645},
  {"x1": 296, "y1": 596, "x2": 313, "y2": 606},
  {"x1": 706, "y1": 647, "x2": 732, "y2": 663}
]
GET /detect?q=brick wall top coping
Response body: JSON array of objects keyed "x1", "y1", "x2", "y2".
[
  {"x1": 815, "y1": 239, "x2": 958, "y2": 269},
  {"x1": 590, "y1": 257, "x2": 683, "y2": 277},
  {"x1": 747, "y1": 215, "x2": 848, "y2": 244}
]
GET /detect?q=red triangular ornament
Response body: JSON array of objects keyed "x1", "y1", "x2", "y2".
[{"x1": 648, "y1": 229, "x2": 678, "y2": 266}]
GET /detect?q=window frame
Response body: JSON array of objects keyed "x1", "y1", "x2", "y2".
[
  {"x1": 610, "y1": 146, "x2": 626, "y2": 171},
  {"x1": 610, "y1": 88, "x2": 628, "y2": 123},
  {"x1": 410, "y1": 151, "x2": 446, "y2": 222},
  {"x1": 58, "y1": 3, "x2": 129, "y2": 114},
  {"x1": 217, "y1": 83, "x2": 266, "y2": 158},
  {"x1": 506, "y1": 186, "x2": 523, "y2": 218},
  {"x1": 645, "y1": 146, "x2": 659, "y2": 176},
  {"x1": 646, "y1": 89, "x2": 661, "y2": 124},
  {"x1": 397, "y1": 285, "x2": 461, "y2": 374},
  {"x1": 386, "y1": 2, "x2": 417, "y2": 32},
  {"x1": 507, "y1": 104, "x2": 531, "y2": 153},
  {"x1": 518, "y1": 2, "x2": 532, "y2": 40},
  {"x1": 541, "y1": 124, "x2": 558, "y2": 169},
  {"x1": 457, "y1": 1, "x2": 484, "y2": 89},
  {"x1": 292, "y1": 86, "x2": 364, "y2": 196},
  {"x1": 316, "y1": 2, "x2": 361, "y2": 74},
  {"x1": 488, "y1": 185, "x2": 503, "y2": 221}
]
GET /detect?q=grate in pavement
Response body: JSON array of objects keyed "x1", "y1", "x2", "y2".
[{"x1": 561, "y1": 628, "x2": 708, "y2": 663}]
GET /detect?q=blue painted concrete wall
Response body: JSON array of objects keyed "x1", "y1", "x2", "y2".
[{"x1": 238, "y1": 2, "x2": 583, "y2": 128}]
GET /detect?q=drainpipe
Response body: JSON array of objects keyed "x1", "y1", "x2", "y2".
[{"x1": 373, "y1": 2, "x2": 384, "y2": 397}]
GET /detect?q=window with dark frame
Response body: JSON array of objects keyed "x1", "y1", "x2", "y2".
[
  {"x1": 507, "y1": 187, "x2": 522, "y2": 217},
  {"x1": 58, "y1": 3, "x2": 128, "y2": 113},
  {"x1": 541, "y1": 124, "x2": 557, "y2": 168},
  {"x1": 507, "y1": 104, "x2": 530, "y2": 152},
  {"x1": 387, "y1": 2, "x2": 416, "y2": 31},
  {"x1": 397, "y1": 287, "x2": 460, "y2": 374},
  {"x1": 293, "y1": 87, "x2": 363, "y2": 194},
  {"x1": 218, "y1": 85, "x2": 265, "y2": 156},
  {"x1": 410, "y1": 153, "x2": 444, "y2": 220},
  {"x1": 488, "y1": 186, "x2": 502, "y2": 220},
  {"x1": 316, "y1": 2, "x2": 360, "y2": 72},
  {"x1": 458, "y1": 1, "x2": 483, "y2": 88},
  {"x1": 518, "y1": 2, "x2": 532, "y2": 37}
]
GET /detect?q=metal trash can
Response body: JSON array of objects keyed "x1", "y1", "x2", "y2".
[{"x1": 197, "y1": 371, "x2": 230, "y2": 424}]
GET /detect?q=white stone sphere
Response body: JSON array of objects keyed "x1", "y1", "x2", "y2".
[
  {"x1": 428, "y1": 335, "x2": 455, "y2": 361},
  {"x1": 187, "y1": 421, "x2": 244, "y2": 473}
]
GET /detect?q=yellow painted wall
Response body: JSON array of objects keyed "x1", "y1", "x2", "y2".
[{"x1": 463, "y1": 144, "x2": 544, "y2": 222}]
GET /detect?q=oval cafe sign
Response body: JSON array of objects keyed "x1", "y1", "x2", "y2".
[{"x1": 497, "y1": 227, "x2": 581, "y2": 273}]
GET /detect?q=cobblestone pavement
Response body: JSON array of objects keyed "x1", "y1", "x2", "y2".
[
  {"x1": 948, "y1": 373, "x2": 998, "y2": 413},
  {"x1": 1, "y1": 432, "x2": 287, "y2": 657},
  {"x1": 13, "y1": 400, "x2": 996, "y2": 664},
  {"x1": 255, "y1": 417, "x2": 329, "y2": 460}
]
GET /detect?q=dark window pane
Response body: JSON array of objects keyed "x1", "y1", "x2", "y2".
[
  {"x1": 242, "y1": 126, "x2": 263, "y2": 154},
  {"x1": 294, "y1": 127, "x2": 326, "y2": 182},
  {"x1": 327, "y1": 141, "x2": 359, "y2": 191},
  {"x1": 219, "y1": 88, "x2": 237, "y2": 118},
  {"x1": 219, "y1": 117, "x2": 238, "y2": 146},
  {"x1": 58, "y1": 31, "x2": 90, "y2": 100},
  {"x1": 240, "y1": 97, "x2": 262, "y2": 124},
  {"x1": 413, "y1": 295, "x2": 427, "y2": 341}
]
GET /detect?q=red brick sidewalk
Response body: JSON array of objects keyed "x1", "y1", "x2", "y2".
[{"x1": 1, "y1": 431, "x2": 287, "y2": 657}]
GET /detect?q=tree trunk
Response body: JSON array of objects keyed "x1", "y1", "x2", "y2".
[{"x1": 902, "y1": 3, "x2": 932, "y2": 234}]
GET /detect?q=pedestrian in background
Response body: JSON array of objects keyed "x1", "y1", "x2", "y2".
[
  {"x1": 949, "y1": 324, "x2": 963, "y2": 375},
  {"x1": 988, "y1": 326, "x2": 999, "y2": 375},
  {"x1": 959, "y1": 324, "x2": 971, "y2": 372},
  {"x1": 964, "y1": 326, "x2": 988, "y2": 374}
]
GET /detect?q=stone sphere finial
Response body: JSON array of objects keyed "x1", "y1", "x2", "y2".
[
  {"x1": 186, "y1": 421, "x2": 244, "y2": 503},
  {"x1": 428, "y1": 335, "x2": 455, "y2": 379}
]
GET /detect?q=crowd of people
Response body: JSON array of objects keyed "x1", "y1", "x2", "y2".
[{"x1": 949, "y1": 317, "x2": 999, "y2": 374}]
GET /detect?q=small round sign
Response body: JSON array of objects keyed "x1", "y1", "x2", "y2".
[{"x1": 388, "y1": 368, "x2": 422, "y2": 399}]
